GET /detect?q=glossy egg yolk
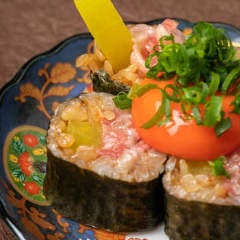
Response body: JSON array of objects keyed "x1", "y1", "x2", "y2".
[{"x1": 131, "y1": 78, "x2": 240, "y2": 161}]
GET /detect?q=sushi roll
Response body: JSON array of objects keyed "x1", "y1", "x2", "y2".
[
  {"x1": 127, "y1": 21, "x2": 240, "y2": 239},
  {"x1": 163, "y1": 154, "x2": 240, "y2": 240},
  {"x1": 43, "y1": 92, "x2": 167, "y2": 232}
]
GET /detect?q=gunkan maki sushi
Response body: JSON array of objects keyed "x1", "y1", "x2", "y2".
[{"x1": 43, "y1": 92, "x2": 167, "y2": 232}]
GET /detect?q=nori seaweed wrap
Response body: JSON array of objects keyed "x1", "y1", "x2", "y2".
[
  {"x1": 163, "y1": 154, "x2": 240, "y2": 240},
  {"x1": 91, "y1": 70, "x2": 130, "y2": 95},
  {"x1": 44, "y1": 92, "x2": 167, "y2": 232}
]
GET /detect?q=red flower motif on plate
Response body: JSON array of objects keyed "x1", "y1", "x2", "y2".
[{"x1": 23, "y1": 134, "x2": 38, "y2": 147}]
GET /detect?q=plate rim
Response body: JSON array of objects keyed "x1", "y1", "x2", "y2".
[{"x1": 0, "y1": 32, "x2": 92, "y2": 100}]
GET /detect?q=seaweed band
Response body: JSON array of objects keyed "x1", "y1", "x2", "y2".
[{"x1": 44, "y1": 92, "x2": 166, "y2": 232}]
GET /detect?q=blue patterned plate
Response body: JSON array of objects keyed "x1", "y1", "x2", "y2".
[{"x1": 1, "y1": 18, "x2": 240, "y2": 240}]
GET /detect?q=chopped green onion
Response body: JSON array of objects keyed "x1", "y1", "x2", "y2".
[
  {"x1": 215, "y1": 117, "x2": 232, "y2": 136},
  {"x1": 180, "y1": 101, "x2": 192, "y2": 116},
  {"x1": 164, "y1": 84, "x2": 181, "y2": 102},
  {"x1": 112, "y1": 92, "x2": 132, "y2": 109},
  {"x1": 208, "y1": 72, "x2": 220, "y2": 95},
  {"x1": 209, "y1": 156, "x2": 230, "y2": 178},
  {"x1": 135, "y1": 84, "x2": 159, "y2": 97},
  {"x1": 141, "y1": 103, "x2": 163, "y2": 129},
  {"x1": 183, "y1": 87, "x2": 202, "y2": 104},
  {"x1": 221, "y1": 66, "x2": 240, "y2": 94},
  {"x1": 199, "y1": 82, "x2": 210, "y2": 101},
  {"x1": 142, "y1": 91, "x2": 169, "y2": 129},
  {"x1": 203, "y1": 96, "x2": 222, "y2": 126},
  {"x1": 192, "y1": 105, "x2": 202, "y2": 124},
  {"x1": 127, "y1": 83, "x2": 142, "y2": 99},
  {"x1": 159, "y1": 34, "x2": 175, "y2": 49}
]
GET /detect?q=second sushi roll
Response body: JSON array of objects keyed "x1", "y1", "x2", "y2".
[{"x1": 163, "y1": 155, "x2": 240, "y2": 240}]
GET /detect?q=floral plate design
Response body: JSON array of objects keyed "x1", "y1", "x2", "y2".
[{"x1": 1, "y1": 18, "x2": 240, "y2": 240}]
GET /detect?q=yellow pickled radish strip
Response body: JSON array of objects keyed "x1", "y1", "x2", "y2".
[
  {"x1": 73, "y1": 0, "x2": 132, "y2": 72},
  {"x1": 67, "y1": 121, "x2": 102, "y2": 148}
]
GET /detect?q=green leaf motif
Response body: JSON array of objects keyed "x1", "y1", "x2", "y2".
[
  {"x1": 8, "y1": 161, "x2": 18, "y2": 171},
  {"x1": 11, "y1": 138, "x2": 26, "y2": 155},
  {"x1": 32, "y1": 174, "x2": 44, "y2": 185},
  {"x1": 39, "y1": 135, "x2": 46, "y2": 145},
  {"x1": 12, "y1": 169, "x2": 26, "y2": 183}
]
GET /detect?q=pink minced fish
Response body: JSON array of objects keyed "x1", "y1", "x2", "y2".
[{"x1": 130, "y1": 18, "x2": 185, "y2": 76}]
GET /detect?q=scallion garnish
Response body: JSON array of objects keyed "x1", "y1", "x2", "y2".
[
  {"x1": 135, "y1": 83, "x2": 159, "y2": 97},
  {"x1": 143, "y1": 21, "x2": 240, "y2": 135},
  {"x1": 203, "y1": 96, "x2": 222, "y2": 126},
  {"x1": 113, "y1": 83, "x2": 160, "y2": 109},
  {"x1": 209, "y1": 156, "x2": 230, "y2": 178},
  {"x1": 221, "y1": 66, "x2": 240, "y2": 94},
  {"x1": 208, "y1": 72, "x2": 220, "y2": 95},
  {"x1": 112, "y1": 92, "x2": 132, "y2": 109},
  {"x1": 192, "y1": 105, "x2": 202, "y2": 124},
  {"x1": 141, "y1": 91, "x2": 170, "y2": 129},
  {"x1": 215, "y1": 117, "x2": 232, "y2": 136}
]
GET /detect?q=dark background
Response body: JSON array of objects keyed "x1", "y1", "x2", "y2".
[{"x1": 1, "y1": 0, "x2": 240, "y2": 239}]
